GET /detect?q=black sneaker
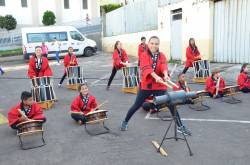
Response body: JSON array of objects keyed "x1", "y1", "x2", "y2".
[{"x1": 106, "y1": 86, "x2": 110, "y2": 91}]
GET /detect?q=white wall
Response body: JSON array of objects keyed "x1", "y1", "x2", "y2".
[
  {"x1": 0, "y1": 0, "x2": 100, "y2": 26},
  {"x1": 0, "y1": 0, "x2": 33, "y2": 25}
]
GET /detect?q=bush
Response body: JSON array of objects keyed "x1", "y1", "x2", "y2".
[
  {"x1": 42, "y1": 10, "x2": 56, "y2": 26},
  {"x1": 0, "y1": 16, "x2": 5, "y2": 29},
  {"x1": 101, "y1": 3, "x2": 123, "y2": 14},
  {"x1": 4, "y1": 15, "x2": 17, "y2": 30}
]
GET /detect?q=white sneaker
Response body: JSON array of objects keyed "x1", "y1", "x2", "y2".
[
  {"x1": 58, "y1": 84, "x2": 62, "y2": 87},
  {"x1": 56, "y1": 63, "x2": 60, "y2": 66}
]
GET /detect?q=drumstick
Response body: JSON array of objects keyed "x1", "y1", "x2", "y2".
[
  {"x1": 166, "y1": 80, "x2": 179, "y2": 88},
  {"x1": 185, "y1": 81, "x2": 190, "y2": 92},
  {"x1": 215, "y1": 76, "x2": 221, "y2": 96},
  {"x1": 160, "y1": 81, "x2": 173, "y2": 89},
  {"x1": 169, "y1": 64, "x2": 177, "y2": 78},
  {"x1": 92, "y1": 100, "x2": 109, "y2": 111},
  {"x1": 17, "y1": 109, "x2": 29, "y2": 120}
]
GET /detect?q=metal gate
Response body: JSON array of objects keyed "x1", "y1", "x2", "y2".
[{"x1": 214, "y1": 0, "x2": 250, "y2": 63}]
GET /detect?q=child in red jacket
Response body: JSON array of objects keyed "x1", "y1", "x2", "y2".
[
  {"x1": 237, "y1": 63, "x2": 250, "y2": 93},
  {"x1": 8, "y1": 91, "x2": 46, "y2": 129},
  {"x1": 70, "y1": 84, "x2": 98, "y2": 125},
  {"x1": 106, "y1": 41, "x2": 129, "y2": 90},
  {"x1": 58, "y1": 47, "x2": 78, "y2": 86},
  {"x1": 205, "y1": 69, "x2": 226, "y2": 98},
  {"x1": 173, "y1": 73, "x2": 191, "y2": 92},
  {"x1": 138, "y1": 36, "x2": 147, "y2": 66},
  {"x1": 28, "y1": 46, "x2": 53, "y2": 79},
  {"x1": 182, "y1": 38, "x2": 201, "y2": 74}
]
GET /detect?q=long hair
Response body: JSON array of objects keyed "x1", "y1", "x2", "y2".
[
  {"x1": 189, "y1": 38, "x2": 197, "y2": 53},
  {"x1": 240, "y1": 63, "x2": 248, "y2": 73},
  {"x1": 114, "y1": 41, "x2": 120, "y2": 51}
]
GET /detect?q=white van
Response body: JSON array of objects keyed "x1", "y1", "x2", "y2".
[{"x1": 21, "y1": 26, "x2": 97, "y2": 59}]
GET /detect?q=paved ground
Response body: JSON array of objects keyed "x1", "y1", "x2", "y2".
[{"x1": 0, "y1": 52, "x2": 250, "y2": 165}]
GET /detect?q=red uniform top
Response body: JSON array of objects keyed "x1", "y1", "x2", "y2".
[
  {"x1": 173, "y1": 81, "x2": 191, "y2": 92},
  {"x1": 28, "y1": 56, "x2": 53, "y2": 79},
  {"x1": 140, "y1": 51, "x2": 168, "y2": 90},
  {"x1": 112, "y1": 49, "x2": 129, "y2": 69},
  {"x1": 237, "y1": 72, "x2": 250, "y2": 90},
  {"x1": 63, "y1": 53, "x2": 78, "y2": 74},
  {"x1": 205, "y1": 76, "x2": 225, "y2": 95},
  {"x1": 8, "y1": 102, "x2": 45, "y2": 127},
  {"x1": 185, "y1": 46, "x2": 201, "y2": 67},
  {"x1": 138, "y1": 43, "x2": 147, "y2": 61},
  {"x1": 71, "y1": 95, "x2": 97, "y2": 115}
]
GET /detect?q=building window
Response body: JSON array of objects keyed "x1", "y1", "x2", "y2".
[
  {"x1": 21, "y1": 0, "x2": 28, "y2": 7},
  {"x1": 82, "y1": 0, "x2": 88, "y2": 9},
  {"x1": 0, "y1": 0, "x2": 5, "y2": 6},
  {"x1": 64, "y1": 0, "x2": 69, "y2": 9}
]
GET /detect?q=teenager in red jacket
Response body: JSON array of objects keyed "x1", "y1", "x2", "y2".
[
  {"x1": 138, "y1": 36, "x2": 147, "y2": 66},
  {"x1": 70, "y1": 84, "x2": 98, "y2": 125},
  {"x1": 182, "y1": 38, "x2": 201, "y2": 74},
  {"x1": 106, "y1": 41, "x2": 129, "y2": 90},
  {"x1": 58, "y1": 47, "x2": 78, "y2": 87},
  {"x1": 205, "y1": 69, "x2": 225, "y2": 98},
  {"x1": 8, "y1": 91, "x2": 46, "y2": 129},
  {"x1": 121, "y1": 36, "x2": 191, "y2": 135},
  {"x1": 28, "y1": 46, "x2": 53, "y2": 79},
  {"x1": 237, "y1": 63, "x2": 250, "y2": 93}
]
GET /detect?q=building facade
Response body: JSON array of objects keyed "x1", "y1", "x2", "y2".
[{"x1": 0, "y1": 0, "x2": 100, "y2": 26}]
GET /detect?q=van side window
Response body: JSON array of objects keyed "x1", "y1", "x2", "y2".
[
  {"x1": 27, "y1": 33, "x2": 46, "y2": 43},
  {"x1": 47, "y1": 32, "x2": 68, "y2": 42},
  {"x1": 70, "y1": 31, "x2": 84, "y2": 41}
]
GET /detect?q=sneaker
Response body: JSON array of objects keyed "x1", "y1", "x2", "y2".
[
  {"x1": 120, "y1": 121, "x2": 128, "y2": 131},
  {"x1": 183, "y1": 126, "x2": 192, "y2": 136},
  {"x1": 78, "y1": 120, "x2": 83, "y2": 125},
  {"x1": 58, "y1": 83, "x2": 62, "y2": 87},
  {"x1": 177, "y1": 126, "x2": 192, "y2": 136}
]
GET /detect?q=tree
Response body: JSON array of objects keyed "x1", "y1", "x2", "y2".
[
  {"x1": 42, "y1": 10, "x2": 56, "y2": 26},
  {"x1": 0, "y1": 16, "x2": 5, "y2": 29},
  {"x1": 4, "y1": 15, "x2": 17, "y2": 31},
  {"x1": 100, "y1": 3, "x2": 123, "y2": 14}
]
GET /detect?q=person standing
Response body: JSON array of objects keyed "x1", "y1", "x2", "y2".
[
  {"x1": 52, "y1": 37, "x2": 61, "y2": 65},
  {"x1": 41, "y1": 42, "x2": 49, "y2": 58}
]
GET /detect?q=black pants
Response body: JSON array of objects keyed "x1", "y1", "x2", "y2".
[
  {"x1": 42, "y1": 54, "x2": 48, "y2": 58},
  {"x1": 71, "y1": 114, "x2": 87, "y2": 123},
  {"x1": 142, "y1": 102, "x2": 166, "y2": 111},
  {"x1": 241, "y1": 87, "x2": 250, "y2": 93},
  {"x1": 124, "y1": 89, "x2": 183, "y2": 127},
  {"x1": 59, "y1": 73, "x2": 67, "y2": 84},
  {"x1": 107, "y1": 67, "x2": 118, "y2": 87},
  {"x1": 182, "y1": 67, "x2": 189, "y2": 74},
  {"x1": 11, "y1": 118, "x2": 46, "y2": 130}
]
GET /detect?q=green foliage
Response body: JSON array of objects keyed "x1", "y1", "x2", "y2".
[
  {"x1": 0, "y1": 16, "x2": 5, "y2": 29},
  {"x1": 42, "y1": 10, "x2": 56, "y2": 26},
  {"x1": 3, "y1": 15, "x2": 17, "y2": 30},
  {"x1": 101, "y1": 3, "x2": 123, "y2": 14}
]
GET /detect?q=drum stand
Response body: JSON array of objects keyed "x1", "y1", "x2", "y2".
[
  {"x1": 18, "y1": 131, "x2": 46, "y2": 150},
  {"x1": 188, "y1": 100, "x2": 210, "y2": 111},
  {"x1": 84, "y1": 121, "x2": 110, "y2": 136},
  {"x1": 154, "y1": 106, "x2": 193, "y2": 156},
  {"x1": 221, "y1": 96, "x2": 241, "y2": 104}
]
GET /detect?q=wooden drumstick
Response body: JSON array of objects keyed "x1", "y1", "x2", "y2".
[
  {"x1": 169, "y1": 64, "x2": 177, "y2": 78},
  {"x1": 166, "y1": 80, "x2": 179, "y2": 88},
  {"x1": 160, "y1": 81, "x2": 172, "y2": 89},
  {"x1": 92, "y1": 100, "x2": 109, "y2": 111},
  {"x1": 215, "y1": 76, "x2": 221, "y2": 96},
  {"x1": 17, "y1": 109, "x2": 29, "y2": 120},
  {"x1": 185, "y1": 81, "x2": 190, "y2": 92}
]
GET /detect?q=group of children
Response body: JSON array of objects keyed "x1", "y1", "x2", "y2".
[{"x1": 7, "y1": 36, "x2": 250, "y2": 136}]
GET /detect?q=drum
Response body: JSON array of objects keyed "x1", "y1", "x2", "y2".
[
  {"x1": 16, "y1": 120, "x2": 44, "y2": 136},
  {"x1": 31, "y1": 76, "x2": 52, "y2": 87},
  {"x1": 85, "y1": 110, "x2": 108, "y2": 124},
  {"x1": 66, "y1": 66, "x2": 86, "y2": 85},
  {"x1": 192, "y1": 60, "x2": 211, "y2": 78},
  {"x1": 122, "y1": 66, "x2": 140, "y2": 88},
  {"x1": 31, "y1": 85, "x2": 56, "y2": 103}
]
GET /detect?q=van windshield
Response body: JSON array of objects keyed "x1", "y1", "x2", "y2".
[{"x1": 70, "y1": 31, "x2": 84, "y2": 41}]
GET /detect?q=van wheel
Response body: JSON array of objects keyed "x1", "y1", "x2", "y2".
[{"x1": 84, "y1": 47, "x2": 93, "y2": 57}]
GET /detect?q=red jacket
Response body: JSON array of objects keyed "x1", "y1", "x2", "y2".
[
  {"x1": 237, "y1": 72, "x2": 250, "y2": 90},
  {"x1": 8, "y1": 102, "x2": 45, "y2": 127},
  {"x1": 173, "y1": 81, "x2": 191, "y2": 92},
  {"x1": 28, "y1": 56, "x2": 53, "y2": 79},
  {"x1": 112, "y1": 49, "x2": 129, "y2": 69},
  {"x1": 140, "y1": 51, "x2": 168, "y2": 90},
  {"x1": 71, "y1": 95, "x2": 97, "y2": 115},
  {"x1": 205, "y1": 76, "x2": 225, "y2": 95},
  {"x1": 185, "y1": 46, "x2": 201, "y2": 67},
  {"x1": 63, "y1": 53, "x2": 78, "y2": 74},
  {"x1": 138, "y1": 43, "x2": 147, "y2": 59}
]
